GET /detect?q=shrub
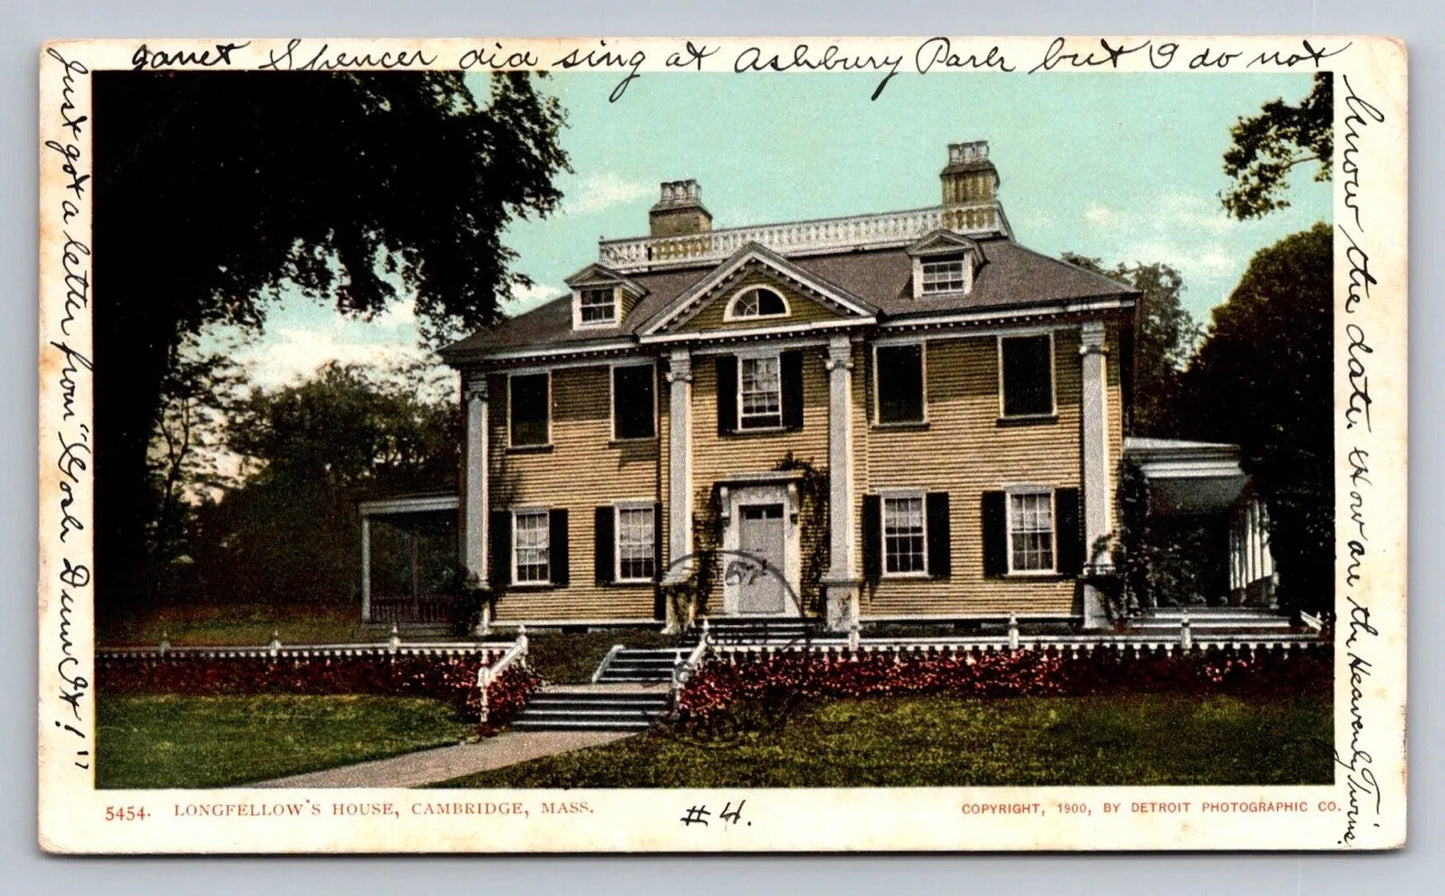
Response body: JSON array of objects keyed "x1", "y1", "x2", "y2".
[
  {"x1": 677, "y1": 645, "x2": 1330, "y2": 724},
  {"x1": 97, "y1": 651, "x2": 505, "y2": 722}
]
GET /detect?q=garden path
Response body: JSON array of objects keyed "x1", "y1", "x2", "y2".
[{"x1": 252, "y1": 729, "x2": 630, "y2": 788}]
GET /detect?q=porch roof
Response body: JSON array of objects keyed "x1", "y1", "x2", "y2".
[
  {"x1": 1123, "y1": 437, "x2": 1249, "y2": 515},
  {"x1": 357, "y1": 491, "x2": 459, "y2": 518}
]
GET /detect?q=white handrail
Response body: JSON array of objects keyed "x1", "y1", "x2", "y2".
[
  {"x1": 591, "y1": 644, "x2": 625, "y2": 683},
  {"x1": 670, "y1": 620, "x2": 711, "y2": 714},
  {"x1": 478, "y1": 633, "x2": 530, "y2": 724}
]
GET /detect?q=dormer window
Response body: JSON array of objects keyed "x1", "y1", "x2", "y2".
[
  {"x1": 920, "y1": 256, "x2": 967, "y2": 294},
  {"x1": 725, "y1": 286, "x2": 790, "y2": 321},
  {"x1": 907, "y1": 231, "x2": 982, "y2": 299},
  {"x1": 566, "y1": 264, "x2": 648, "y2": 332},
  {"x1": 577, "y1": 286, "x2": 617, "y2": 326}
]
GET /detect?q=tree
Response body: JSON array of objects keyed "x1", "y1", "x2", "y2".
[
  {"x1": 1220, "y1": 73, "x2": 1332, "y2": 220},
  {"x1": 1061, "y1": 256, "x2": 1200, "y2": 436},
  {"x1": 186, "y1": 362, "x2": 460, "y2": 608},
  {"x1": 1180, "y1": 224, "x2": 1333, "y2": 614},
  {"x1": 146, "y1": 335, "x2": 247, "y2": 572},
  {"x1": 92, "y1": 71, "x2": 569, "y2": 614}
]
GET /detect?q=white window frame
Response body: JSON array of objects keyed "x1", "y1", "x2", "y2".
[
  {"x1": 1004, "y1": 487, "x2": 1057, "y2": 575},
  {"x1": 872, "y1": 341, "x2": 928, "y2": 425},
  {"x1": 613, "y1": 501, "x2": 656, "y2": 584},
  {"x1": 574, "y1": 285, "x2": 619, "y2": 328},
  {"x1": 910, "y1": 249, "x2": 974, "y2": 299},
  {"x1": 996, "y1": 331, "x2": 1057, "y2": 419},
  {"x1": 507, "y1": 369, "x2": 552, "y2": 448},
  {"x1": 723, "y1": 285, "x2": 791, "y2": 322},
  {"x1": 511, "y1": 507, "x2": 552, "y2": 586},
  {"x1": 609, "y1": 362, "x2": 658, "y2": 442},
  {"x1": 737, "y1": 351, "x2": 785, "y2": 431},
  {"x1": 879, "y1": 489, "x2": 929, "y2": 579}
]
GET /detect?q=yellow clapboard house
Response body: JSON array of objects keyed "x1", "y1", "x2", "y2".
[{"x1": 433, "y1": 141, "x2": 1138, "y2": 632}]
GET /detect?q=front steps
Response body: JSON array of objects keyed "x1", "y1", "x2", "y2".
[
  {"x1": 593, "y1": 647, "x2": 681, "y2": 684},
  {"x1": 689, "y1": 616, "x2": 820, "y2": 647},
  {"x1": 1132, "y1": 606, "x2": 1301, "y2": 637},
  {"x1": 510, "y1": 684, "x2": 672, "y2": 732}
]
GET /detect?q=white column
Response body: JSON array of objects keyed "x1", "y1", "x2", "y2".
[
  {"x1": 360, "y1": 515, "x2": 372, "y2": 623},
  {"x1": 464, "y1": 377, "x2": 489, "y2": 588},
  {"x1": 663, "y1": 348, "x2": 694, "y2": 600},
  {"x1": 1079, "y1": 321, "x2": 1111, "y2": 629},
  {"x1": 823, "y1": 335, "x2": 859, "y2": 632}
]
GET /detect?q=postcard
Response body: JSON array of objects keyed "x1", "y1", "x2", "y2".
[{"x1": 38, "y1": 35, "x2": 1407, "y2": 853}]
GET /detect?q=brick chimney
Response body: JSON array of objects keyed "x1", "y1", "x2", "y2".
[
  {"x1": 940, "y1": 141, "x2": 1000, "y2": 231},
  {"x1": 648, "y1": 179, "x2": 713, "y2": 238}
]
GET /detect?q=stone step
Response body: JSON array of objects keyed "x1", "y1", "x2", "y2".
[
  {"x1": 512, "y1": 718, "x2": 655, "y2": 731},
  {"x1": 528, "y1": 690, "x2": 667, "y2": 702},
  {"x1": 1133, "y1": 621, "x2": 1295, "y2": 632},
  {"x1": 513, "y1": 684, "x2": 672, "y2": 732},
  {"x1": 521, "y1": 707, "x2": 666, "y2": 719}
]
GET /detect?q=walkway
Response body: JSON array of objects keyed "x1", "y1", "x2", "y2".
[{"x1": 253, "y1": 729, "x2": 630, "y2": 789}]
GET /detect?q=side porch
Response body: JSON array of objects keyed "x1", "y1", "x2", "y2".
[
  {"x1": 1122, "y1": 437, "x2": 1277, "y2": 609},
  {"x1": 357, "y1": 491, "x2": 466, "y2": 634}
]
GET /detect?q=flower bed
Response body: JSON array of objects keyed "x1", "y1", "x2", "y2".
[
  {"x1": 678, "y1": 644, "x2": 1331, "y2": 723},
  {"x1": 96, "y1": 649, "x2": 542, "y2": 726},
  {"x1": 480, "y1": 664, "x2": 546, "y2": 734}
]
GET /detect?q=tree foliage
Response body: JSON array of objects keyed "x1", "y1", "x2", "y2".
[
  {"x1": 1062, "y1": 256, "x2": 1200, "y2": 436},
  {"x1": 181, "y1": 363, "x2": 460, "y2": 608},
  {"x1": 1180, "y1": 224, "x2": 1333, "y2": 614},
  {"x1": 146, "y1": 335, "x2": 247, "y2": 573},
  {"x1": 93, "y1": 71, "x2": 569, "y2": 612},
  {"x1": 1220, "y1": 73, "x2": 1333, "y2": 220}
]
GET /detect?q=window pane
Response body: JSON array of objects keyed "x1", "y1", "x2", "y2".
[
  {"x1": 514, "y1": 510, "x2": 550, "y2": 582},
  {"x1": 1002, "y1": 335, "x2": 1053, "y2": 417},
  {"x1": 613, "y1": 365, "x2": 655, "y2": 439},
  {"x1": 877, "y1": 344, "x2": 924, "y2": 423},
  {"x1": 921, "y1": 256, "x2": 966, "y2": 293},
  {"x1": 579, "y1": 287, "x2": 616, "y2": 324},
  {"x1": 616, "y1": 506, "x2": 655, "y2": 581},
  {"x1": 755, "y1": 289, "x2": 786, "y2": 315},
  {"x1": 510, "y1": 373, "x2": 550, "y2": 445},
  {"x1": 1009, "y1": 492, "x2": 1054, "y2": 572},
  {"x1": 739, "y1": 356, "x2": 782, "y2": 429},
  {"x1": 732, "y1": 288, "x2": 787, "y2": 318},
  {"x1": 883, "y1": 495, "x2": 926, "y2": 574}
]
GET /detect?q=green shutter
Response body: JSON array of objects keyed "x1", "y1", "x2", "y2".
[
  {"x1": 781, "y1": 350, "x2": 804, "y2": 430},
  {"x1": 489, "y1": 510, "x2": 512, "y2": 586},
  {"x1": 549, "y1": 509, "x2": 569, "y2": 587},
  {"x1": 1055, "y1": 488, "x2": 1083, "y2": 575},
  {"x1": 594, "y1": 506, "x2": 615, "y2": 585},
  {"x1": 982, "y1": 491, "x2": 1007, "y2": 577},
  {"x1": 926, "y1": 492, "x2": 951, "y2": 578},
  {"x1": 716, "y1": 355, "x2": 737, "y2": 435},
  {"x1": 861, "y1": 494, "x2": 881, "y2": 582}
]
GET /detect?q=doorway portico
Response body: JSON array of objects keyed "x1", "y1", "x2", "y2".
[{"x1": 716, "y1": 472, "x2": 803, "y2": 617}]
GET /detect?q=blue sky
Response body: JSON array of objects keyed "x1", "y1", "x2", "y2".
[{"x1": 226, "y1": 71, "x2": 1330, "y2": 388}]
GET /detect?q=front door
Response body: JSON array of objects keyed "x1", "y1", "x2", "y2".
[{"x1": 736, "y1": 503, "x2": 787, "y2": 614}]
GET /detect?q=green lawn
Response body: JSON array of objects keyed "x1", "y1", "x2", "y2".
[
  {"x1": 437, "y1": 693, "x2": 1333, "y2": 788},
  {"x1": 98, "y1": 604, "x2": 365, "y2": 647},
  {"x1": 97, "y1": 694, "x2": 476, "y2": 789},
  {"x1": 523, "y1": 627, "x2": 680, "y2": 683}
]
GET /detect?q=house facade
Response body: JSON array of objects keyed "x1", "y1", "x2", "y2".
[{"x1": 439, "y1": 142, "x2": 1138, "y2": 632}]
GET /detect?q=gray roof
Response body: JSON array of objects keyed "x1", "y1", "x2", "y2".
[{"x1": 441, "y1": 235, "x2": 1135, "y2": 363}]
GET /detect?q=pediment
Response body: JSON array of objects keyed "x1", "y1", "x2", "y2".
[
  {"x1": 564, "y1": 263, "x2": 648, "y2": 298},
  {"x1": 907, "y1": 229, "x2": 984, "y2": 258},
  {"x1": 639, "y1": 243, "x2": 877, "y2": 338}
]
